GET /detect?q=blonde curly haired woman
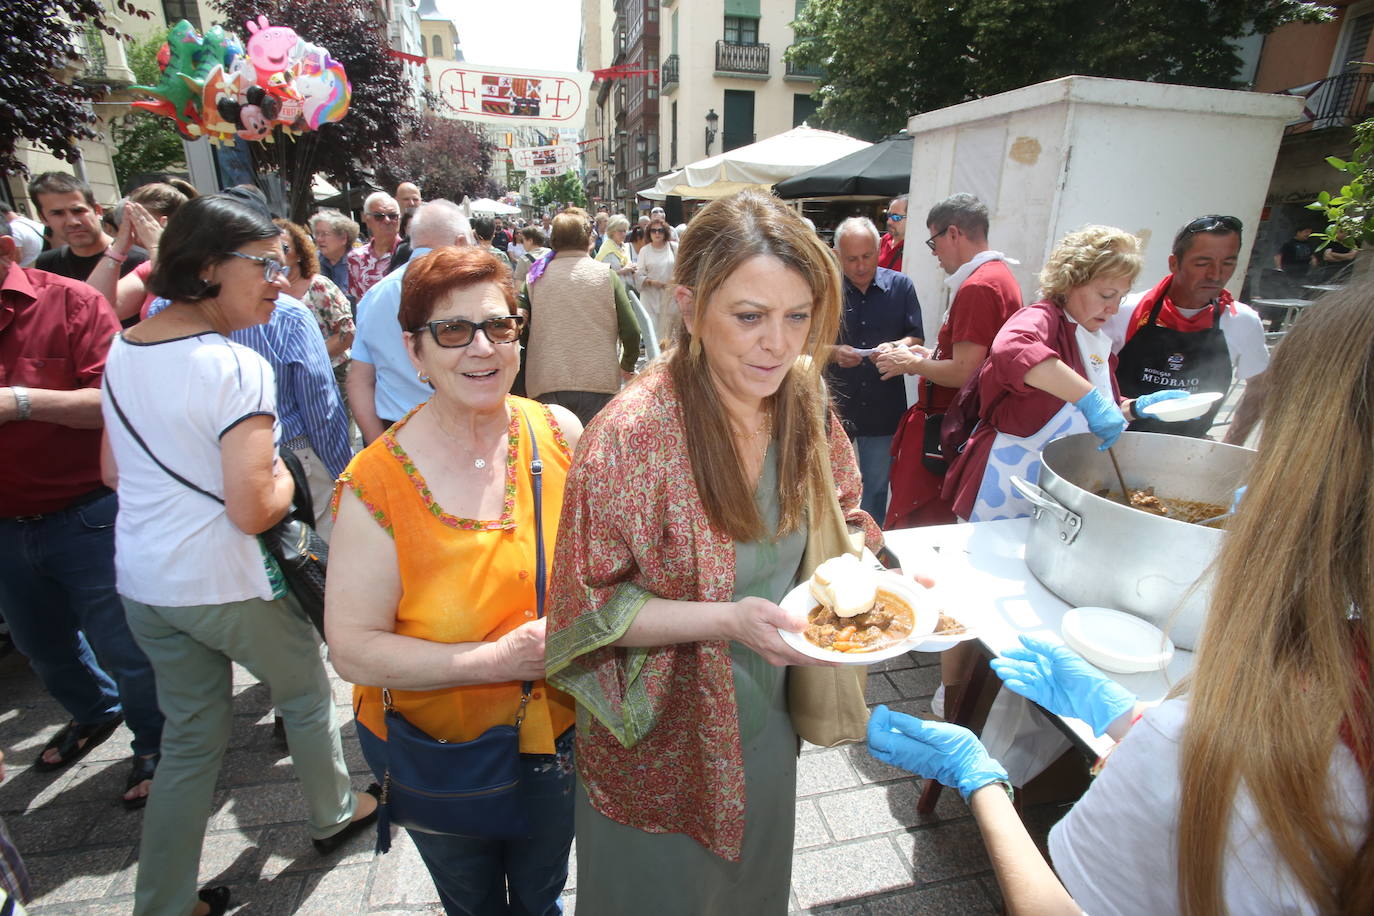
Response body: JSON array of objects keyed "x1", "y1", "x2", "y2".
[{"x1": 942, "y1": 225, "x2": 1187, "y2": 522}]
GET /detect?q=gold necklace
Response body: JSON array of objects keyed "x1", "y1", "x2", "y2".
[{"x1": 731, "y1": 410, "x2": 773, "y2": 441}]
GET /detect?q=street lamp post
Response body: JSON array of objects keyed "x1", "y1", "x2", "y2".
[{"x1": 705, "y1": 109, "x2": 719, "y2": 156}]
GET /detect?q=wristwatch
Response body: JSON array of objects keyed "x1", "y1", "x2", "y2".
[{"x1": 12, "y1": 386, "x2": 31, "y2": 421}]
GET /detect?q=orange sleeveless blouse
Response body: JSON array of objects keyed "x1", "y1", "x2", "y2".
[{"x1": 339, "y1": 396, "x2": 576, "y2": 754}]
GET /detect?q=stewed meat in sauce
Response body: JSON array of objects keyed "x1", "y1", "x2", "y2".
[{"x1": 805, "y1": 593, "x2": 914, "y2": 653}]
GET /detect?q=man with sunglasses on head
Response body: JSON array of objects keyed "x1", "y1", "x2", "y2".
[
  {"x1": 1105, "y1": 215, "x2": 1269, "y2": 446},
  {"x1": 348, "y1": 192, "x2": 403, "y2": 302},
  {"x1": 348, "y1": 200, "x2": 475, "y2": 446},
  {"x1": 878, "y1": 194, "x2": 908, "y2": 272}
]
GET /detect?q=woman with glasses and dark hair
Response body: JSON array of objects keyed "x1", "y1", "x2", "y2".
[
  {"x1": 943, "y1": 225, "x2": 1190, "y2": 522},
  {"x1": 326, "y1": 246, "x2": 584, "y2": 915},
  {"x1": 1105, "y1": 214, "x2": 1271, "y2": 446},
  {"x1": 101, "y1": 194, "x2": 378, "y2": 916}
]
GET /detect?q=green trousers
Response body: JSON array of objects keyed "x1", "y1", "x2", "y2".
[{"x1": 123, "y1": 594, "x2": 357, "y2": 916}]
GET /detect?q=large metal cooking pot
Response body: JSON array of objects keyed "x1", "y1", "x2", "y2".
[{"x1": 1009, "y1": 431, "x2": 1254, "y2": 650}]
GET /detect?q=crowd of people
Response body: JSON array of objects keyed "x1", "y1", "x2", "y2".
[{"x1": 0, "y1": 167, "x2": 1369, "y2": 916}]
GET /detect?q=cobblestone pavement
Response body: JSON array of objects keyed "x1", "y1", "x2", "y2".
[{"x1": 1, "y1": 642, "x2": 1056, "y2": 915}]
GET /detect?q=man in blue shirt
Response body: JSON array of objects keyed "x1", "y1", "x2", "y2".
[
  {"x1": 347, "y1": 200, "x2": 475, "y2": 445},
  {"x1": 829, "y1": 217, "x2": 923, "y2": 526}
]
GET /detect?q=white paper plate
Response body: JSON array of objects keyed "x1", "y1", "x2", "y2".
[
  {"x1": 777, "y1": 573, "x2": 940, "y2": 664},
  {"x1": 1061, "y1": 607, "x2": 1175, "y2": 674},
  {"x1": 1140, "y1": 391, "x2": 1223, "y2": 422}
]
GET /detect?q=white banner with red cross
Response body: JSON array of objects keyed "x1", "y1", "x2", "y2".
[{"x1": 428, "y1": 61, "x2": 591, "y2": 125}]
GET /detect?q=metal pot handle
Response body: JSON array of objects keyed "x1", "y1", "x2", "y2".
[{"x1": 1010, "y1": 476, "x2": 1082, "y2": 544}]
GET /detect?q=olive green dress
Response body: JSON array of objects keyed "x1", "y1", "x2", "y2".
[{"x1": 574, "y1": 446, "x2": 805, "y2": 914}]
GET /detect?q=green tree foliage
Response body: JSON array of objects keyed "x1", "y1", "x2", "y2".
[
  {"x1": 788, "y1": 0, "x2": 1334, "y2": 139},
  {"x1": 375, "y1": 115, "x2": 500, "y2": 203},
  {"x1": 213, "y1": 0, "x2": 414, "y2": 221},
  {"x1": 0, "y1": 0, "x2": 151, "y2": 175},
  {"x1": 110, "y1": 36, "x2": 186, "y2": 188},
  {"x1": 1309, "y1": 116, "x2": 1374, "y2": 250},
  {"x1": 530, "y1": 171, "x2": 588, "y2": 211}
]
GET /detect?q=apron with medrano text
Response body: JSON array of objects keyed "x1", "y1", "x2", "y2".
[
  {"x1": 1115, "y1": 296, "x2": 1232, "y2": 438},
  {"x1": 970, "y1": 324, "x2": 1114, "y2": 522}
]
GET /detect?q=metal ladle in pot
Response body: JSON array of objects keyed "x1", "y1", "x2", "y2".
[{"x1": 1106, "y1": 447, "x2": 1131, "y2": 504}]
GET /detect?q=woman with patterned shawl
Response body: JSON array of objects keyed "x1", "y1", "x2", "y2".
[{"x1": 547, "y1": 191, "x2": 883, "y2": 913}]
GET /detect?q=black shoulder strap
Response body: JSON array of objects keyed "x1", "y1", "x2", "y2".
[{"x1": 105, "y1": 379, "x2": 225, "y2": 506}]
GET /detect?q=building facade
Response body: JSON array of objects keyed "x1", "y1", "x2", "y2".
[
  {"x1": 577, "y1": 0, "x2": 819, "y2": 215},
  {"x1": 659, "y1": 0, "x2": 819, "y2": 175}
]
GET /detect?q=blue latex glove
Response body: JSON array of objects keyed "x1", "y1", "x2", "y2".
[
  {"x1": 1073, "y1": 388, "x2": 1127, "y2": 451},
  {"x1": 867, "y1": 704, "x2": 1009, "y2": 800},
  {"x1": 989, "y1": 635, "x2": 1137, "y2": 737},
  {"x1": 1133, "y1": 388, "x2": 1190, "y2": 419}
]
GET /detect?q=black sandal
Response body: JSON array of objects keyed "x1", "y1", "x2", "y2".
[
  {"x1": 32, "y1": 715, "x2": 124, "y2": 773},
  {"x1": 197, "y1": 885, "x2": 231, "y2": 915},
  {"x1": 122, "y1": 753, "x2": 159, "y2": 810}
]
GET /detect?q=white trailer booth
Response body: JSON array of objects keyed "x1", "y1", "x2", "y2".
[{"x1": 902, "y1": 76, "x2": 1305, "y2": 346}]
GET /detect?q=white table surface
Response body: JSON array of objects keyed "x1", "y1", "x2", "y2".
[{"x1": 883, "y1": 518, "x2": 1194, "y2": 757}]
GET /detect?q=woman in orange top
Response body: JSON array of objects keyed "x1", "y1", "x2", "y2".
[{"x1": 325, "y1": 247, "x2": 584, "y2": 916}]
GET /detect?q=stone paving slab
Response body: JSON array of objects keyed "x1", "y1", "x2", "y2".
[{"x1": 0, "y1": 645, "x2": 1048, "y2": 914}]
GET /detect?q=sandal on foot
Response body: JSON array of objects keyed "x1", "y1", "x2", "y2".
[
  {"x1": 197, "y1": 885, "x2": 231, "y2": 916},
  {"x1": 33, "y1": 715, "x2": 124, "y2": 773},
  {"x1": 122, "y1": 753, "x2": 159, "y2": 810},
  {"x1": 312, "y1": 783, "x2": 382, "y2": 855}
]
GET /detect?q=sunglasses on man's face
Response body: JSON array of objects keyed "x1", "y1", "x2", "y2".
[
  {"x1": 887, "y1": 213, "x2": 906, "y2": 222},
  {"x1": 368, "y1": 211, "x2": 401, "y2": 222},
  {"x1": 414, "y1": 315, "x2": 526, "y2": 348}
]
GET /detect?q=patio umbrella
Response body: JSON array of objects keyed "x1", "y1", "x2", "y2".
[
  {"x1": 467, "y1": 197, "x2": 521, "y2": 215},
  {"x1": 651, "y1": 126, "x2": 871, "y2": 200},
  {"x1": 773, "y1": 133, "x2": 914, "y2": 200}
]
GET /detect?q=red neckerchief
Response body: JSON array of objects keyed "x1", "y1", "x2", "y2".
[
  {"x1": 1340, "y1": 627, "x2": 1372, "y2": 773},
  {"x1": 1125, "y1": 273, "x2": 1237, "y2": 343}
]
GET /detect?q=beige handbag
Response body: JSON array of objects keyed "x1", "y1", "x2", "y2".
[{"x1": 786, "y1": 431, "x2": 871, "y2": 747}]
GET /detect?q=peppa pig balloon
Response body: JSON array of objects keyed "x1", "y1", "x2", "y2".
[{"x1": 243, "y1": 15, "x2": 301, "y2": 87}]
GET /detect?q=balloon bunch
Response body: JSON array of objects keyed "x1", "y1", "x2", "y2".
[{"x1": 132, "y1": 17, "x2": 351, "y2": 144}]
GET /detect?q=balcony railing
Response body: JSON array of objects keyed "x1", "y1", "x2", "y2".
[
  {"x1": 76, "y1": 22, "x2": 108, "y2": 81},
  {"x1": 784, "y1": 45, "x2": 824, "y2": 79},
  {"x1": 662, "y1": 54, "x2": 680, "y2": 91},
  {"x1": 716, "y1": 40, "x2": 769, "y2": 76},
  {"x1": 1282, "y1": 71, "x2": 1374, "y2": 134}
]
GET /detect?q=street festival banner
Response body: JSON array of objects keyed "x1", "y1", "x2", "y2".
[
  {"x1": 427, "y1": 61, "x2": 591, "y2": 126},
  {"x1": 509, "y1": 144, "x2": 577, "y2": 177}
]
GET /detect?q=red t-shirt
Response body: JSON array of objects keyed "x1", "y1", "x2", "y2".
[
  {"x1": 0, "y1": 263, "x2": 120, "y2": 515},
  {"x1": 920, "y1": 258, "x2": 1023, "y2": 412},
  {"x1": 878, "y1": 233, "x2": 904, "y2": 272}
]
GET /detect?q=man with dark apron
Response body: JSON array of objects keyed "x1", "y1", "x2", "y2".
[{"x1": 1109, "y1": 215, "x2": 1271, "y2": 446}]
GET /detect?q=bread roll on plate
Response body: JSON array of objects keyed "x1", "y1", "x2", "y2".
[{"x1": 808, "y1": 553, "x2": 877, "y2": 619}]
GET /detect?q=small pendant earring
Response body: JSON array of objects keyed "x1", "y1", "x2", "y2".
[{"x1": 417, "y1": 370, "x2": 431, "y2": 384}]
